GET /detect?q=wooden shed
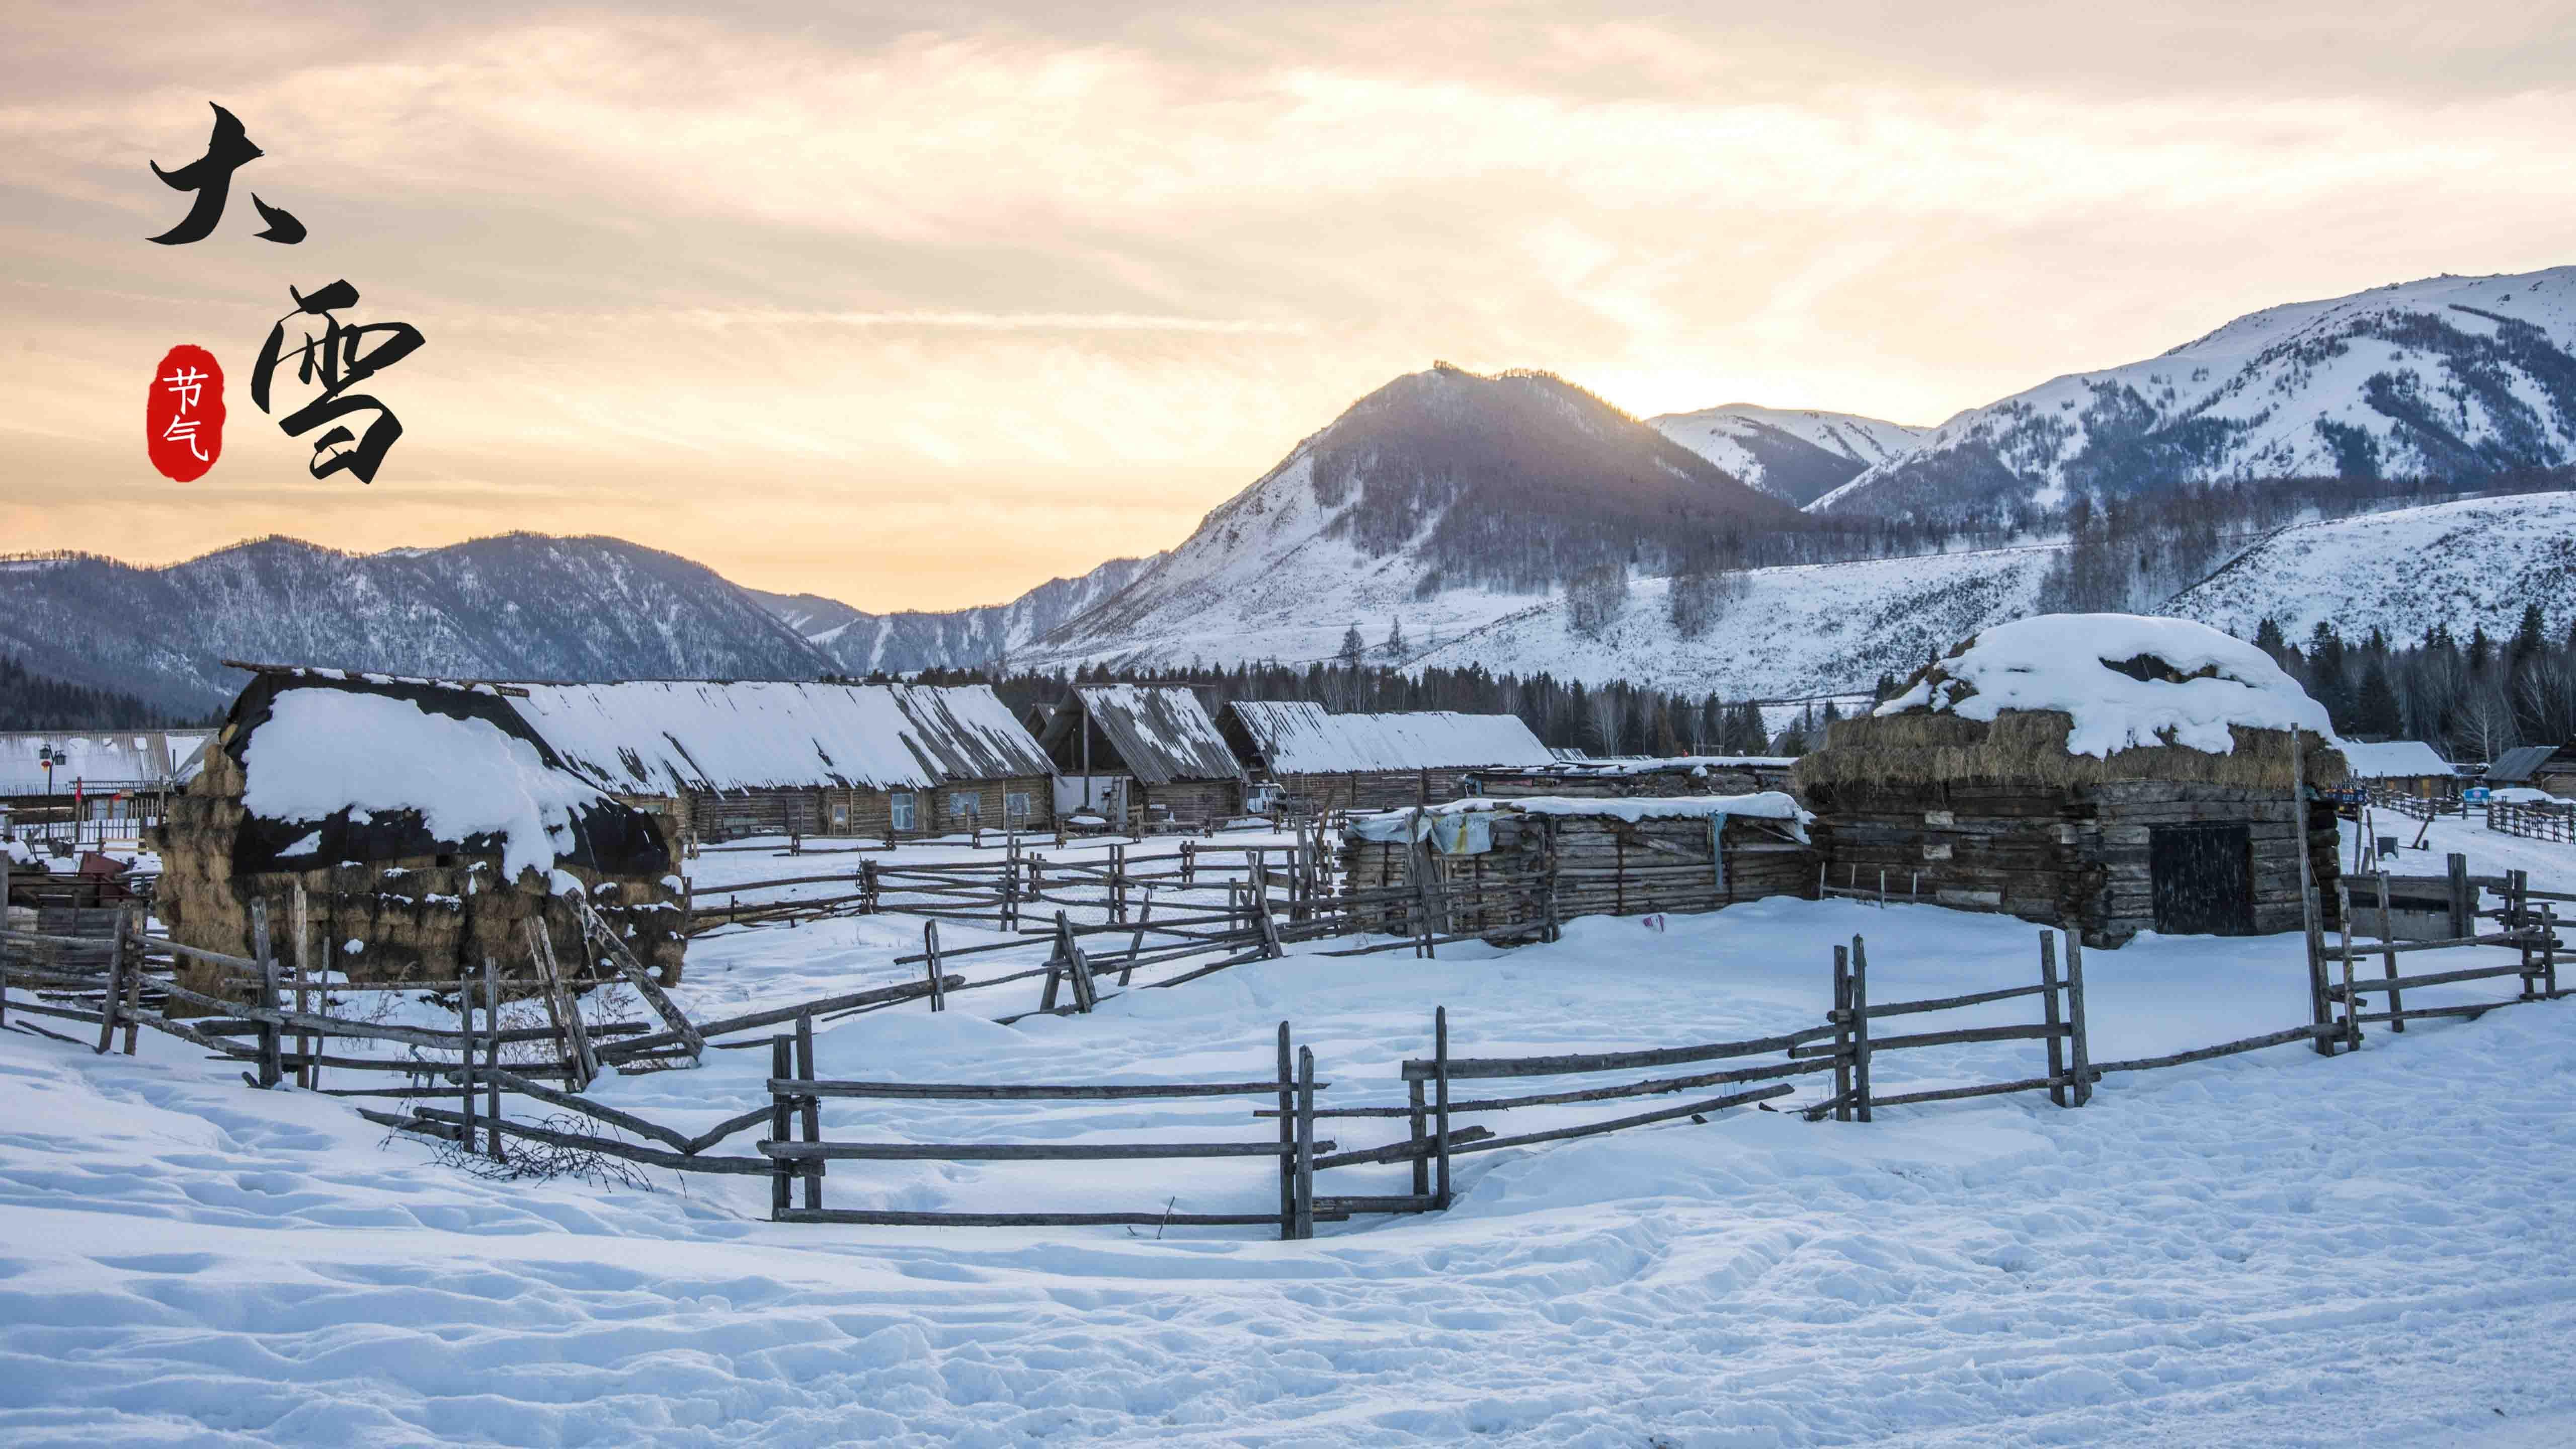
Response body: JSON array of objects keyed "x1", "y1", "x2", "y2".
[
  {"x1": 2338, "y1": 740, "x2": 2458, "y2": 800},
  {"x1": 2486, "y1": 743, "x2": 2576, "y2": 799},
  {"x1": 148, "y1": 669, "x2": 687, "y2": 1004},
  {"x1": 1036, "y1": 685, "x2": 1245, "y2": 830},
  {"x1": 1338, "y1": 794, "x2": 1817, "y2": 934},
  {"x1": 1794, "y1": 614, "x2": 2347, "y2": 948},
  {"x1": 503, "y1": 679, "x2": 1056, "y2": 844},
  {"x1": 1220, "y1": 701, "x2": 1554, "y2": 813}
]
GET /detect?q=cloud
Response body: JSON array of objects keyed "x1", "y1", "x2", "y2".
[{"x1": 3, "y1": 3, "x2": 2574, "y2": 608}]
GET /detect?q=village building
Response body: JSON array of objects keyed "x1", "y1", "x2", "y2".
[
  {"x1": 149, "y1": 669, "x2": 688, "y2": 1002},
  {"x1": 503, "y1": 679, "x2": 1055, "y2": 843},
  {"x1": 2484, "y1": 743, "x2": 2576, "y2": 800},
  {"x1": 1794, "y1": 615, "x2": 2348, "y2": 948},
  {"x1": 0, "y1": 729, "x2": 211, "y2": 850},
  {"x1": 2337, "y1": 740, "x2": 2459, "y2": 800},
  {"x1": 1035, "y1": 684, "x2": 1245, "y2": 830},
  {"x1": 1219, "y1": 701, "x2": 1554, "y2": 813},
  {"x1": 1468, "y1": 754, "x2": 1794, "y2": 800},
  {"x1": 1337, "y1": 793, "x2": 1818, "y2": 934}
]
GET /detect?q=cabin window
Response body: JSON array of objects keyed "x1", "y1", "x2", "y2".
[
  {"x1": 1005, "y1": 791, "x2": 1031, "y2": 822},
  {"x1": 947, "y1": 791, "x2": 981, "y2": 821},
  {"x1": 890, "y1": 792, "x2": 917, "y2": 832},
  {"x1": 830, "y1": 801, "x2": 850, "y2": 832}
]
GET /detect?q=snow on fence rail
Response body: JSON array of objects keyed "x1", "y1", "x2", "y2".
[{"x1": 2487, "y1": 799, "x2": 2576, "y2": 846}]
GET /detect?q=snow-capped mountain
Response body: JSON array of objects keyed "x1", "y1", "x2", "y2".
[
  {"x1": 0, "y1": 534, "x2": 833, "y2": 715},
  {"x1": 1648, "y1": 404, "x2": 1928, "y2": 506},
  {"x1": 1016, "y1": 364, "x2": 1806, "y2": 671},
  {"x1": 747, "y1": 553, "x2": 1161, "y2": 677},
  {"x1": 1814, "y1": 269, "x2": 2576, "y2": 520}
]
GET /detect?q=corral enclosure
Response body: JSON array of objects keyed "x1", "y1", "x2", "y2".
[
  {"x1": 151, "y1": 670, "x2": 685, "y2": 1000},
  {"x1": 1338, "y1": 794, "x2": 1818, "y2": 934}
]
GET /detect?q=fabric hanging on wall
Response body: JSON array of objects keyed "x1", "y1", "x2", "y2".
[{"x1": 1427, "y1": 813, "x2": 1494, "y2": 856}]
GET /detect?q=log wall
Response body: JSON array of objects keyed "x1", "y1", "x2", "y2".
[{"x1": 1806, "y1": 779, "x2": 2343, "y2": 947}]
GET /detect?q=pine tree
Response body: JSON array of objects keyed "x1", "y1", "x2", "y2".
[
  {"x1": 2253, "y1": 617, "x2": 2287, "y2": 658},
  {"x1": 1337, "y1": 624, "x2": 1365, "y2": 669},
  {"x1": 2469, "y1": 626, "x2": 2492, "y2": 673},
  {"x1": 2511, "y1": 602, "x2": 2547, "y2": 664},
  {"x1": 2355, "y1": 659, "x2": 2401, "y2": 739},
  {"x1": 1383, "y1": 616, "x2": 1407, "y2": 658}
]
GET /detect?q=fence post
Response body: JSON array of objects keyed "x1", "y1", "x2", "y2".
[
  {"x1": 1848, "y1": 935, "x2": 1873, "y2": 1122},
  {"x1": 484, "y1": 955, "x2": 505, "y2": 1162},
  {"x1": 2062, "y1": 931, "x2": 2091, "y2": 1106},
  {"x1": 2448, "y1": 853, "x2": 2472, "y2": 940},
  {"x1": 290, "y1": 880, "x2": 314, "y2": 1088},
  {"x1": 2544, "y1": 901, "x2": 2561, "y2": 1000},
  {"x1": 95, "y1": 901, "x2": 130, "y2": 1056},
  {"x1": 118, "y1": 912, "x2": 143, "y2": 1057},
  {"x1": 251, "y1": 899, "x2": 282, "y2": 1089},
  {"x1": 1295, "y1": 1045, "x2": 1317, "y2": 1240},
  {"x1": 2513, "y1": 871, "x2": 2535, "y2": 1000},
  {"x1": 459, "y1": 984, "x2": 479, "y2": 1151},
  {"x1": 2375, "y1": 871, "x2": 2404, "y2": 1029},
  {"x1": 2293, "y1": 738, "x2": 2333, "y2": 1056},
  {"x1": 1182, "y1": 840, "x2": 1196, "y2": 888},
  {"x1": 768, "y1": 1035, "x2": 793, "y2": 1222},
  {"x1": 2336, "y1": 881, "x2": 2360, "y2": 1051},
  {"x1": 2038, "y1": 930, "x2": 2068, "y2": 1107},
  {"x1": 1275, "y1": 1022, "x2": 1295, "y2": 1240},
  {"x1": 1120, "y1": 887, "x2": 1154, "y2": 987},
  {"x1": 922, "y1": 920, "x2": 946, "y2": 1012},
  {"x1": 860, "y1": 859, "x2": 877, "y2": 915},
  {"x1": 1434, "y1": 1005, "x2": 1453, "y2": 1209},
  {"x1": 1829, "y1": 942, "x2": 1853, "y2": 1122},
  {"x1": 1407, "y1": 1076, "x2": 1430, "y2": 1197},
  {"x1": 794, "y1": 1011, "x2": 822, "y2": 1213}
]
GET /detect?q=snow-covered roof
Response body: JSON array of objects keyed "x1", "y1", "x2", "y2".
[
  {"x1": 504, "y1": 681, "x2": 1052, "y2": 794},
  {"x1": 1226, "y1": 701, "x2": 1553, "y2": 775},
  {"x1": 2338, "y1": 741, "x2": 2454, "y2": 780},
  {"x1": 1349, "y1": 790, "x2": 1811, "y2": 841},
  {"x1": 0, "y1": 731, "x2": 211, "y2": 796},
  {"x1": 1053, "y1": 686, "x2": 1242, "y2": 785},
  {"x1": 1878, "y1": 614, "x2": 2333, "y2": 758},
  {"x1": 2486, "y1": 745, "x2": 2573, "y2": 784},
  {"x1": 226, "y1": 677, "x2": 669, "y2": 881},
  {"x1": 1490, "y1": 755, "x2": 1795, "y2": 777}
]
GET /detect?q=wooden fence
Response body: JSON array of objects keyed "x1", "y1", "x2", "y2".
[
  {"x1": 2318, "y1": 867, "x2": 2566, "y2": 1039},
  {"x1": 2487, "y1": 800, "x2": 2576, "y2": 845}
]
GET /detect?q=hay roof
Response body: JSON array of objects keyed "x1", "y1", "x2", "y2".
[{"x1": 1804, "y1": 614, "x2": 2347, "y2": 793}]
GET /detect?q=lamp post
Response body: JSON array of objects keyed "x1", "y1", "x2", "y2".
[{"x1": 38, "y1": 744, "x2": 57, "y2": 795}]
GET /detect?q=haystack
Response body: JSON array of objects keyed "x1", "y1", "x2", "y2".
[
  {"x1": 1794, "y1": 614, "x2": 2346, "y2": 947},
  {"x1": 150, "y1": 670, "x2": 686, "y2": 1008}
]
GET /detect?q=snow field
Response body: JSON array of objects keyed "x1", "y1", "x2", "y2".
[{"x1": 0, "y1": 826, "x2": 2571, "y2": 1443}]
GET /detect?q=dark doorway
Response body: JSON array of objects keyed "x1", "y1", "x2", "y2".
[{"x1": 2149, "y1": 824, "x2": 2255, "y2": 935}]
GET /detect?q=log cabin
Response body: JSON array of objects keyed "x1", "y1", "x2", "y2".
[
  {"x1": 149, "y1": 669, "x2": 686, "y2": 1003},
  {"x1": 1035, "y1": 685, "x2": 1245, "y2": 831},
  {"x1": 1219, "y1": 700, "x2": 1553, "y2": 813},
  {"x1": 1794, "y1": 615, "x2": 2347, "y2": 948},
  {"x1": 504, "y1": 678, "x2": 1055, "y2": 844}
]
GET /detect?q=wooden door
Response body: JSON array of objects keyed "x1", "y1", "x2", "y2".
[{"x1": 2149, "y1": 823, "x2": 2255, "y2": 935}]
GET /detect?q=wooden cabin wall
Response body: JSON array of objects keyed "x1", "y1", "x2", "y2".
[
  {"x1": 1136, "y1": 778, "x2": 1241, "y2": 827},
  {"x1": 680, "y1": 776, "x2": 1057, "y2": 843},
  {"x1": 1806, "y1": 780, "x2": 2343, "y2": 947}
]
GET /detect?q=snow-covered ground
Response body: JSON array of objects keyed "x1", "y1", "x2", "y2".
[{"x1": 3, "y1": 821, "x2": 2573, "y2": 1445}]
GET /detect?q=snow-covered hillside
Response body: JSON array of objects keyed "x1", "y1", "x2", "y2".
[
  {"x1": 1650, "y1": 404, "x2": 1928, "y2": 506},
  {"x1": 0, "y1": 535, "x2": 831, "y2": 715},
  {"x1": 2169, "y1": 491, "x2": 2576, "y2": 642},
  {"x1": 1815, "y1": 269, "x2": 2576, "y2": 520},
  {"x1": 748, "y1": 553, "x2": 1161, "y2": 677},
  {"x1": 1027, "y1": 489, "x2": 2575, "y2": 698}
]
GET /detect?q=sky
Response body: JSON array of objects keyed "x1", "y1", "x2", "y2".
[{"x1": 3, "y1": 3, "x2": 2574, "y2": 613}]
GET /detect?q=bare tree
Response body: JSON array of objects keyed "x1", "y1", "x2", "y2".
[{"x1": 1567, "y1": 561, "x2": 1630, "y2": 638}]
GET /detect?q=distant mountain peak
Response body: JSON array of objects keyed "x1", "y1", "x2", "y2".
[
  {"x1": 1811, "y1": 267, "x2": 2576, "y2": 520},
  {"x1": 1649, "y1": 403, "x2": 1930, "y2": 506}
]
